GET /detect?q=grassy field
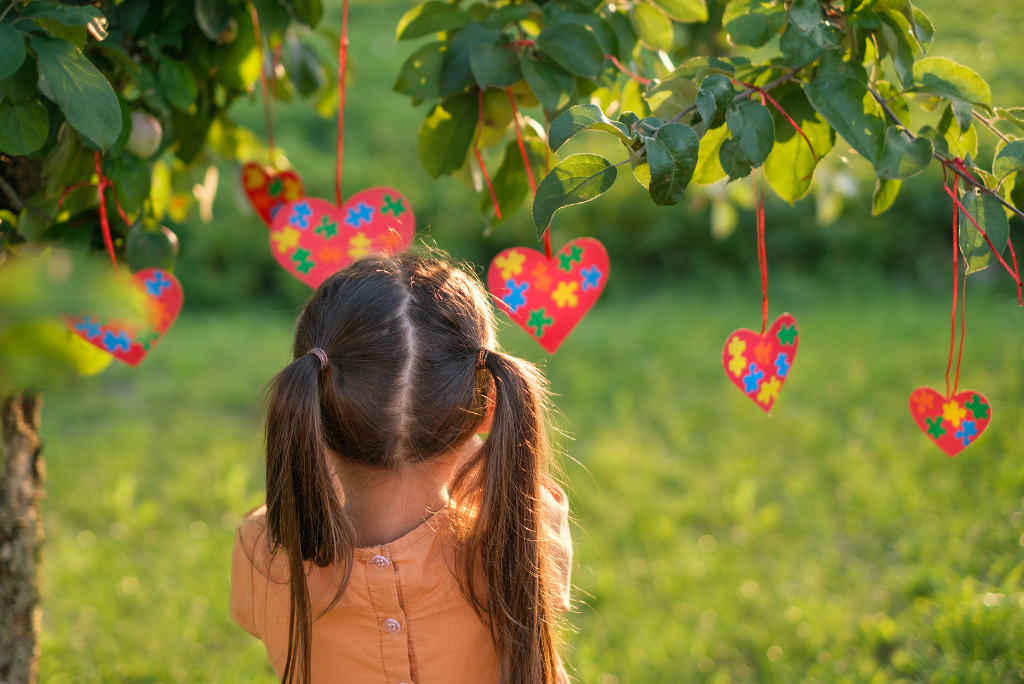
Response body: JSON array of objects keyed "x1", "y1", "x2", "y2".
[{"x1": 37, "y1": 278, "x2": 1024, "y2": 683}]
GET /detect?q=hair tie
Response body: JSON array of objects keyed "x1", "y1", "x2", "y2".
[
  {"x1": 307, "y1": 347, "x2": 329, "y2": 371},
  {"x1": 476, "y1": 348, "x2": 490, "y2": 370}
]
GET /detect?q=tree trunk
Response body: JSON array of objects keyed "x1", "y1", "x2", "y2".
[{"x1": 0, "y1": 391, "x2": 44, "y2": 684}]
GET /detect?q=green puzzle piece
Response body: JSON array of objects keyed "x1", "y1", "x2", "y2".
[
  {"x1": 315, "y1": 216, "x2": 338, "y2": 238},
  {"x1": 964, "y1": 394, "x2": 989, "y2": 420},
  {"x1": 382, "y1": 195, "x2": 405, "y2": 216},
  {"x1": 527, "y1": 308, "x2": 554, "y2": 337},
  {"x1": 558, "y1": 244, "x2": 584, "y2": 272},
  {"x1": 778, "y1": 324, "x2": 798, "y2": 345},
  {"x1": 292, "y1": 248, "x2": 315, "y2": 274},
  {"x1": 925, "y1": 416, "x2": 946, "y2": 439}
]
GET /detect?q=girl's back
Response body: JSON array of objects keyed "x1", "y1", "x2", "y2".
[{"x1": 228, "y1": 253, "x2": 572, "y2": 684}]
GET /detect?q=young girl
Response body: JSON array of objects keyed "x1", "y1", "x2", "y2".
[{"x1": 230, "y1": 252, "x2": 573, "y2": 684}]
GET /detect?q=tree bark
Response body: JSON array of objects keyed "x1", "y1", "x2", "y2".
[{"x1": 0, "y1": 391, "x2": 45, "y2": 684}]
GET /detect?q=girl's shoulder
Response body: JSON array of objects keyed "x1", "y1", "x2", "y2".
[{"x1": 233, "y1": 505, "x2": 290, "y2": 582}]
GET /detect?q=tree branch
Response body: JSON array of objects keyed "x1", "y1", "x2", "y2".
[
  {"x1": 974, "y1": 111, "x2": 1012, "y2": 145},
  {"x1": 866, "y1": 85, "x2": 1024, "y2": 225},
  {"x1": 0, "y1": 176, "x2": 54, "y2": 223},
  {"x1": 661, "y1": 68, "x2": 801, "y2": 130}
]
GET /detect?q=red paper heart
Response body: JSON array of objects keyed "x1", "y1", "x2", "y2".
[
  {"x1": 241, "y1": 162, "x2": 306, "y2": 228},
  {"x1": 908, "y1": 387, "x2": 991, "y2": 457},
  {"x1": 269, "y1": 191, "x2": 416, "y2": 289},
  {"x1": 64, "y1": 267, "x2": 183, "y2": 367},
  {"x1": 721, "y1": 313, "x2": 799, "y2": 413},
  {"x1": 487, "y1": 238, "x2": 609, "y2": 354}
]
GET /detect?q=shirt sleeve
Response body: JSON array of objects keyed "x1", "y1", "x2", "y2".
[
  {"x1": 542, "y1": 478, "x2": 573, "y2": 613},
  {"x1": 230, "y1": 510, "x2": 267, "y2": 639}
]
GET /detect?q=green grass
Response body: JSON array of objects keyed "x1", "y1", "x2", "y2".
[{"x1": 38, "y1": 280, "x2": 1024, "y2": 683}]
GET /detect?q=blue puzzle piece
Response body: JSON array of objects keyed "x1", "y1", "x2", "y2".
[
  {"x1": 955, "y1": 419, "x2": 977, "y2": 447},
  {"x1": 742, "y1": 362, "x2": 764, "y2": 394},
  {"x1": 289, "y1": 200, "x2": 312, "y2": 228},
  {"x1": 345, "y1": 202, "x2": 374, "y2": 228},
  {"x1": 75, "y1": 315, "x2": 102, "y2": 340},
  {"x1": 580, "y1": 265, "x2": 603, "y2": 291},
  {"x1": 502, "y1": 279, "x2": 529, "y2": 313},
  {"x1": 774, "y1": 352, "x2": 790, "y2": 378},
  {"x1": 144, "y1": 270, "x2": 172, "y2": 297},
  {"x1": 102, "y1": 330, "x2": 131, "y2": 353}
]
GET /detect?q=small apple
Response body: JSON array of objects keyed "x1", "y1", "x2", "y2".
[{"x1": 126, "y1": 111, "x2": 163, "y2": 159}]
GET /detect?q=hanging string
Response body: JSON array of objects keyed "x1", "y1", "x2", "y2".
[
  {"x1": 249, "y1": 4, "x2": 276, "y2": 168},
  {"x1": 944, "y1": 171, "x2": 962, "y2": 398},
  {"x1": 475, "y1": 89, "x2": 502, "y2": 220},
  {"x1": 506, "y1": 87, "x2": 551, "y2": 259},
  {"x1": 942, "y1": 159, "x2": 1023, "y2": 304},
  {"x1": 94, "y1": 151, "x2": 121, "y2": 281},
  {"x1": 753, "y1": 171, "x2": 768, "y2": 334},
  {"x1": 605, "y1": 54, "x2": 649, "y2": 85},
  {"x1": 334, "y1": 0, "x2": 349, "y2": 206},
  {"x1": 740, "y1": 82, "x2": 817, "y2": 180}
]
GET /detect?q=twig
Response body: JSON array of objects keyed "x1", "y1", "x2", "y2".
[
  {"x1": 661, "y1": 68, "x2": 800, "y2": 129},
  {"x1": 614, "y1": 147, "x2": 646, "y2": 167},
  {"x1": 974, "y1": 111, "x2": 1012, "y2": 145},
  {"x1": 0, "y1": 0, "x2": 16, "y2": 23},
  {"x1": 867, "y1": 85, "x2": 1024, "y2": 225},
  {"x1": 0, "y1": 176, "x2": 54, "y2": 222}
]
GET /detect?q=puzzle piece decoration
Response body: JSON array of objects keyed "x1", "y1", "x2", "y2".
[
  {"x1": 487, "y1": 238, "x2": 610, "y2": 354},
  {"x1": 269, "y1": 189, "x2": 415, "y2": 288},
  {"x1": 720, "y1": 313, "x2": 800, "y2": 414},
  {"x1": 908, "y1": 387, "x2": 991, "y2": 457},
  {"x1": 64, "y1": 267, "x2": 184, "y2": 367},
  {"x1": 241, "y1": 163, "x2": 306, "y2": 228}
]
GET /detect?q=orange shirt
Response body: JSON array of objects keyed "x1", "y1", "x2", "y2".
[{"x1": 230, "y1": 482, "x2": 572, "y2": 683}]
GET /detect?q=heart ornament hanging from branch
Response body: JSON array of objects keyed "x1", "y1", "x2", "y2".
[
  {"x1": 908, "y1": 387, "x2": 991, "y2": 457},
  {"x1": 721, "y1": 313, "x2": 799, "y2": 413},
  {"x1": 487, "y1": 238, "x2": 610, "y2": 354},
  {"x1": 269, "y1": 190, "x2": 416, "y2": 288},
  {"x1": 64, "y1": 267, "x2": 184, "y2": 367},
  {"x1": 241, "y1": 162, "x2": 306, "y2": 228}
]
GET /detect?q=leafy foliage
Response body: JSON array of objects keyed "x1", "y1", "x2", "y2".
[{"x1": 390, "y1": 0, "x2": 1024, "y2": 282}]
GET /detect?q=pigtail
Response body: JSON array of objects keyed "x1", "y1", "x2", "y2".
[
  {"x1": 456, "y1": 350, "x2": 561, "y2": 684},
  {"x1": 264, "y1": 351, "x2": 356, "y2": 684}
]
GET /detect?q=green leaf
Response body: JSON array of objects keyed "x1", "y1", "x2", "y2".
[
  {"x1": 802, "y1": 51, "x2": 885, "y2": 165},
  {"x1": 644, "y1": 77, "x2": 699, "y2": 119},
  {"x1": 469, "y1": 42, "x2": 521, "y2": 89},
  {"x1": 912, "y1": 6, "x2": 934, "y2": 45},
  {"x1": 912, "y1": 57, "x2": 991, "y2": 110},
  {"x1": 651, "y1": 0, "x2": 708, "y2": 23},
  {"x1": 394, "y1": 42, "x2": 446, "y2": 100},
  {"x1": 127, "y1": 221, "x2": 177, "y2": 273},
  {"x1": 631, "y1": 4, "x2": 674, "y2": 52},
  {"x1": 876, "y1": 126, "x2": 932, "y2": 179},
  {"x1": 215, "y1": 8, "x2": 261, "y2": 90},
  {"x1": 195, "y1": 0, "x2": 233, "y2": 40},
  {"x1": 876, "y1": 80, "x2": 910, "y2": 127},
  {"x1": 30, "y1": 36, "x2": 121, "y2": 150},
  {"x1": 692, "y1": 121, "x2": 729, "y2": 185},
  {"x1": 646, "y1": 123, "x2": 699, "y2": 206},
  {"x1": 104, "y1": 152, "x2": 152, "y2": 216},
  {"x1": 719, "y1": 101, "x2": 774, "y2": 180},
  {"x1": 722, "y1": 0, "x2": 786, "y2": 48},
  {"x1": 440, "y1": 22, "x2": 502, "y2": 98},
  {"x1": 997, "y1": 107, "x2": 1024, "y2": 134},
  {"x1": 0, "y1": 23, "x2": 27, "y2": 80},
  {"x1": 958, "y1": 190, "x2": 1009, "y2": 274},
  {"x1": 158, "y1": 58, "x2": 198, "y2": 112},
  {"x1": 536, "y1": 23, "x2": 604, "y2": 79},
  {"x1": 878, "y1": 10, "x2": 920, "y2": 89},
  {"x1": 290, "y1": 0, "x2": 324, "y2": 28},
  {"x1": 0, "y1": 54, "x2": 39, "y2": 103},
  {"x1": 548, "y1": 104, "x2": 633, "y2": 152},
  {"x1": 779, "y1": 0, "x2": 839, "y2": 67},
  {"x1": 872, "y1": 178, "x2": 901, "y2": 215},
  {"x1": 0, "y1": 99, "x2": 48, "y2": 155},
  {"x1": 396, "y1": 1, "x2": 471, "y2": 40},
  {"x1": 950, "y1": 98, "x2": 972, "y2": 134},
  {"x1": 557, "y1": 14, "x2": 619, "y2": 57},
  {"x1": 993, "y1": 140, "x2": 1024, "y2": 181},
  {"x1": 533, "y1": 153, "x2": 616, "y2": 232},
  {"x1": 937, "y1": 104, "x2": 977, "y2": 159},
  {"x1": 287, "y1": 38, "x2": 326, "y2": 97},
  {"x1": 763, "y1": 83, "x2": 835, "y2": 204},
  {"x1": 418, "y1": 91, "x2": 478, "y2": 178},
  {"x1": 251, "y1": 0, "x2": 291, "y2": 38},
  {"x1": 521, "y1": 55, "x2": 574, "y2": 111},
  {"x1": 695, "y1": 74, "x2": 735, "y2": 128},
  {"x1": 20, "y1": 2, "x2": 107, "y2": 40},
  {"x1": 480, "y1": 137, "x2": 548, "y2": 222}
]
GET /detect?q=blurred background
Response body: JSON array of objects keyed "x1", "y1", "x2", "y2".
[{"x1": 38, "y1": 0, "x2": 1024, "y2": 682}]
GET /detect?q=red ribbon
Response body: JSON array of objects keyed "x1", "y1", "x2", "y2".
[
  {"x1": 475, "y1": 89, "x2": 501, "y2": 220},
  {"x1": 944, "y1": 172, "x2": 967, "y2": 398},
  {"x1": 505, "y1": 87, "x2": 550, "y2": 259},
  {"x1": 94, "y1": 151, "x2": 121, "y2": 281},
  {"x1": 250, "y1": 4, "x2": 276, "y2": 168},
  {"x1": 753, "y1": 172, "x2": 768, "y2": 334},
  {"x1": 335, "y1": 0, "x2": 349, "y2": 206},
  {"x1": 605, "y1": 54, "x2": 649, "y2": 85},
  {"x1": 739, "y1": 81, "x2": 817, "y2": 179}
]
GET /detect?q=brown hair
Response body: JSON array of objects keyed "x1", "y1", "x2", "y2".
[{"x1": 263, "y1": 252, "x2": 562, "y2": 684}]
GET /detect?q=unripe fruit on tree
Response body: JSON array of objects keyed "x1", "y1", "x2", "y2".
[{"x1": 126, "y1": 112, "x2": 162, "y2": 159}]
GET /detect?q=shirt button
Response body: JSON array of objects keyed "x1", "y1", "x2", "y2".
[
  {"x1": 370, "y1": 555, "x2": 390, "y2": 569},
  {"x1": 383, "y1": 618, "x2": 401, "y2": 634}
]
